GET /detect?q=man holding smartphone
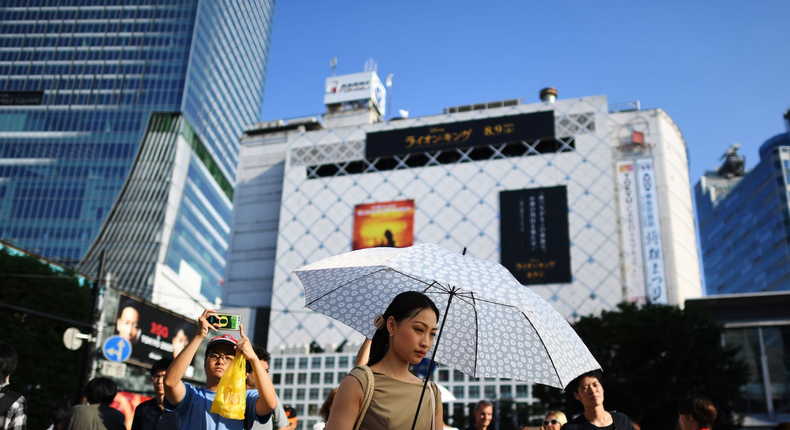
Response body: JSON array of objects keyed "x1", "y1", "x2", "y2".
[{"x1": 164, "y1": 309, "x2": 277, "y2": 430}]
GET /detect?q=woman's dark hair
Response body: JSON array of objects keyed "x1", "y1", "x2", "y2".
[
  {"x1": 677, "y1": 394, "x2": 717, "y2": 428},
  {"x1": 84, "y1": 377, "x2": 118, "y2": 405},
  {"x1": 0, "y1": 342, "x2": 18, "y2": 380},
  {"x1": 367, "y1": 291, "x2": 439, "y2": 366},
  {"x1": 319, "y1": 388, "x2": 338, "y2": 421}
]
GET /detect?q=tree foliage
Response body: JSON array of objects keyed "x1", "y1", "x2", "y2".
[
  {"x1": 533, "y1": 302, "x2": 747, "y2": 430},
  {"x1": 0, "y1": 247, "x2": 93, "y2": 429}
]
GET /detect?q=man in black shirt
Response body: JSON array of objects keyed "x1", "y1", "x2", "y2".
[
  {"x1": 562, "y1": 370, "x2": 634, "y2": 430},
  {"x1": 132, "y1": 358, "x2": 179, "y2": 430}
]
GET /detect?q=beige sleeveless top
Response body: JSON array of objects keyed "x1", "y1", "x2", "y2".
[{"x1": 348, "y1": 367, "x2": 442, "y2": 430}]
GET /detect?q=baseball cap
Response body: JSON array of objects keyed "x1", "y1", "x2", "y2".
[
  {"x1": 283, "y1": 405, "x2": 298, "y2": 424},
  {"x1": 205, "y1": 334, "x2": 237, "y2": 356}
]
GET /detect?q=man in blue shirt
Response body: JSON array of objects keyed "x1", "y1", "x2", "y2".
[{"x1": 164, "y1": 310, "x2": 277, "y2": 430}]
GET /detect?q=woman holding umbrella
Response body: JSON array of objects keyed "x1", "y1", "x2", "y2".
[{"x1": 325, "y1": 292, "x2": 443, "y2": 430}]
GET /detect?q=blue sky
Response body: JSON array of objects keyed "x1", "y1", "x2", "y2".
[{"x1": 261, "y1": 0, "x2": 790, "y2": 184}]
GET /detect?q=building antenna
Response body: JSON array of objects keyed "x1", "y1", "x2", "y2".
[
  {"x1": 330, "y1": 57, "x2": 337, "y2": 76},
  {"x1": 364, "y1": 58, "x2": 378, "y2": 73}
]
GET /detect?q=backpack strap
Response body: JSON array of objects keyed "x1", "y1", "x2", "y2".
[
  {"x1": 353, "y1": 366, "x2": 375, "y2": 430},
  {"x1": 0, "y1": 387, "x2": 22, "y2": 418}
]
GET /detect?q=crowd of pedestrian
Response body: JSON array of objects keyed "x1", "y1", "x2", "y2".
[{"x1": 3, "y1": 291, "x2": 790, "y2": 430}]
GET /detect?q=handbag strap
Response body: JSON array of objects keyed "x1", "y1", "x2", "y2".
[
  {"x1": 353, "y1": 366, "x2": 375, "y2": 430},
  {"x1": 428, "y1": 382, "x2": 436, "y2": 430}
]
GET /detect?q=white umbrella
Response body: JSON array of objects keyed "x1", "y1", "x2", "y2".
[{"x1": 295, "y1": 243, "x2": 599, "y2": 388}]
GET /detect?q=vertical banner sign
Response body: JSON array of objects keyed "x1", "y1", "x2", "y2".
[
  {"x1": 353, "y1": 200, "x2": 415, "y2": 250},
  {"x1": 616, "y1": 161, "x2": 647, "y2": 303},
  {"x1": 636, "y1": 158, "x2": 668, "y2": 304},
  {"x1": 500, "y1": 186, "x2": 572, "y2": 285}
]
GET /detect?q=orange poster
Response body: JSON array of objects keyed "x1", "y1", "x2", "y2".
[
  {"x1": 112, "y1": 391, "x2": 152, "y2": 430},
  {"x1": 353, "y1": 200, "x2": 415, "y2": 250}
]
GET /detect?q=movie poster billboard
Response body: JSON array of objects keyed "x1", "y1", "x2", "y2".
[
  {"x1": 352, "y1": 200, "x2": 415, "y2": 250},
  {"x1": 114, "y1": 294, "x2": 197, "y2": 367},
  {"x1": 616, "y1": 161, "x2": 647, "y2": 303},
  {"x1": 636, "y1": 158, "x2": 668, "y2": 304},
  {"x1": 500, "y1": 186, "x2": 572, "y2": 285}
]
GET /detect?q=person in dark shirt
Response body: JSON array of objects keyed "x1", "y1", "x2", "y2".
[
  {"x1": 62, "y1": 377, "x2": 126, "y2": 430},
  {"x1": 562, "y1": 370, "x2": 635, "y2": 430},
  {"x1": 132, "y1": 358, "x2": 179, "y2": 430}
]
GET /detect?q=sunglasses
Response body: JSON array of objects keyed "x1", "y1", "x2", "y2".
[{"x1": 543, "y1": 420, "x2": 560, "y2": 426}]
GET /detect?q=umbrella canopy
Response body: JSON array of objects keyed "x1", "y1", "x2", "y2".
[{"x1": 295, "y1": 243, "x2": 600, "y2": 389}]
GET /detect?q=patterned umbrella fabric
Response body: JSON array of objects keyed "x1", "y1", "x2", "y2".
[{"x1": 294, "y1": 243, "x2": 600, "y2": 389}]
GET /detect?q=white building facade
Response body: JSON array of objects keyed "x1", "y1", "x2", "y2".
[{"x1": 227, "y1": 87, "x2": 702, "y2": 428}]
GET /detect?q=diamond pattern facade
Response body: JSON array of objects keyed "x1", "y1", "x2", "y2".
[{"x1": 268, "y1": 95, "x2": 629, "y2": 349}]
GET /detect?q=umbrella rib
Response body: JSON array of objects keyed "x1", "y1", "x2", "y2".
[
  {"x1": 470, "y1": 291, "x2": 480, "y2": 379},
  {"x1": 519, "y1": 308, "x2": 562, "y2": 387}
]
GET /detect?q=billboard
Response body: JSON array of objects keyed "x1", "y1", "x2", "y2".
[
  {"x1": 352, "y1": 200, "x2": 415, "y2": 250},
  {"x1": 616, "y1": 161, "x2": 647, "y2": 303},
  {"x1": 0, "y1": 91, "x2": 44, "y2": 105},
  {"x1": 114, "y1": 294, "x2": 198, "y2": 367},
  {"x1": 636, "y1": 158, "x2": 668, "y2": 304},
  {"x1": 500, "y1": 186, "x2": 572, "y2": 285},
  {"x1": 365, "y1": 111, "x2": 555, "y2": 158},
  {"x1": 324, "y1": 71, "x2": 386, "y2": 117}
]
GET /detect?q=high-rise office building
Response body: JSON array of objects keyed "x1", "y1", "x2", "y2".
[
  {"x1": 0, "y1": 1, "x2": 274, "y2": 312},
  {"x1": 696, "y1": 111, "x2": 790, "y2": 295}
]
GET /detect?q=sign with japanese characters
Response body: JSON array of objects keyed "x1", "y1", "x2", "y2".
[
  {"x1": 0, "y1": 91, "x2": 44, "y2": 105},
  {"x1": 365, "y1": 111, "x2": 555, "y2": 158},
  {"x1": 324, "y1": 71, "x2": 386, "y2": 116},
  {"x1": 635, "y1": 158, "x2": 668, "y2": 304},
  {"x1": 616, "y1": 161, "x2": 647, "y2": 303},
  {"x1": 500, "y1": 186, "x2": 572, "y2": 285}
]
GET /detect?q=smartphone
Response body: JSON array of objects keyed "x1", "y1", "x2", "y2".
[{"x1": 208, "y1": 313, "x2": 242, "y2": 331}]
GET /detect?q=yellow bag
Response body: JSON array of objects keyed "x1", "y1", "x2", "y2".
[{"x1": 210, "y1": 354, "x2": 247, "y2": 420}]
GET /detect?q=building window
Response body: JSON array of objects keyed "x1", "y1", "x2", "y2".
[
  {"x1": 296, "y1": 388, "x2": 305, "y2": 400},
  {"x1": 311, "y1": 373, "x2": 320, "y2": 384},
  {"x1": 272, "y1": 374, "x2": 281, "y2": 384},
  {"x1": 324, "y1": 372, "x2": 334, "y2": 384},
  {"x1": 298, "y1": 373, "x2": 307, "y2": 385},
  {"x1": 285, "y1": 374, "x2": 294, "y2": 384},
  {"x1": 273, "y1": 358, "x2": 283, "y2": 370},
  {"x1": 500, "y1": 385, "x2": 512, "y2": 399},
  {"x1": 469, "y1": 386, "x2": 480, "y2": 399},
  {"x1": 312, "y1": 357, "x2": 322, "y2": 368},
  {"x1": 516, "y1": 385, "x2": 528, "y2": 398},
  {"x1": 453, "y1": 386, "x2": 464, "y2": 399},
  {"x1": 339, "y1": 356, "x2": 349, "y2": 368},
  {"x1": 283, "y1": 388, "x2": 293, "y2": 400},
  {"x1": 309, "y1": 388, "x2": 319, "y2": 400},
  {"x1": 325, "y1": 356, "x2": 335, "y2": 368},
  {"x1": 484, "y1": 386, "x2": 496, "y2": 399},
  {"x1": 438, "y1": 370, "x2": 449, "y2": 382},
  {"x1": 453, "y1": 370, "x2": 465, "y2": 382},
  {"x1": 299, "y1": 357, "x2": 308, "y2": 369},
  {"x1": 286, "y1": 358, "x2": 295, "y2": 370}
]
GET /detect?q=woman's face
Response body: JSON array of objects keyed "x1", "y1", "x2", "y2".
[
  {"x1": 389, "y1": 307, "x2": 438, "y2": 364},
  {"x1": 543, "y1": 414, "x2": 562, "y2": 430}
]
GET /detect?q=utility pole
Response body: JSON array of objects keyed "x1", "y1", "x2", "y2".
[{"x1": 74, "y1": 249, "x2": 105, "y2": 403}]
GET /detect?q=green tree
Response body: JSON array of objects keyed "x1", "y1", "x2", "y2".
[
  {"x1": 533, "y1": 302, "x2": 747, "y2": 430},
  {"x1": 0, "y1": 247, "x2": 93, "y2": 429}
]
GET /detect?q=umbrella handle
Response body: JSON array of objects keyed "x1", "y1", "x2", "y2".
[{"x1": 411, "y1": 289, "x2": 455, "y2": 430}]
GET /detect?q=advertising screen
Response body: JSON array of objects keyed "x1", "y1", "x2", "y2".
[
  {"x1": 365, "y1": 111, "x2": 555, "y2": 158},
  {"x1": 500, "y1": 186, "x2": 572, "y2": 285},
  {"x1": 352, "y1": 200, "x2": 415, "y2": 250},
  {"x1": 114, "y1": 294, "x2": 197, "y2": 367}
]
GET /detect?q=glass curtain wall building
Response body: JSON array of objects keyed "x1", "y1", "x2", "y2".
[
  {"x1": 0, "y1": 0, "x2": 274, "y2": 310},
  {"x1": 696, "y1": 124, "x2": 790, "y2": 295}
]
